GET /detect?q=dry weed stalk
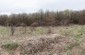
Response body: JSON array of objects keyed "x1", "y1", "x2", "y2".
[
  {"x1": 20, "y1": 23, "x2": 27, "y2": 34},
  {"x1": 47, "y1": 26, "x2": 52, "y2": 34},
  {"x1": 10, "y1": 24, "x2": 15, "y2": 36}
]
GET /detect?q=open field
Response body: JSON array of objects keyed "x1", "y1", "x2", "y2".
[{"x1": 0, "y1": 25, "x2": 85, "y2": 55}]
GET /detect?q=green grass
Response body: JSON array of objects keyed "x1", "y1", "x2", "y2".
[
  {"x1": 1, "y1": 43, "x2": 19, "y2": 51},
  {"x1": 0, "y1": 26, "x2": 10, "y2": 36},
  {"x1": 0, "y1": 25, "x2": 84, "y2": 40},
  {"x1": 0, "y1": 25, "x2": 85, "y2": 37}
]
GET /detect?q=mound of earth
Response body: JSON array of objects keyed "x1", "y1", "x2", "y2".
[{"x1": 0, "y1": 34, "x2": 83, "y2": 55}]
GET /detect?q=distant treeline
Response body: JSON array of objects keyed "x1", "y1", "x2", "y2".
[{"x1": 0, "y1": 9, "x2": 85, "y2": 26}]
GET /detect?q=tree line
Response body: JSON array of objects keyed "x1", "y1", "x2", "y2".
[{"x1": 0, "y1": 9, "x2": 85, "y2": 26}]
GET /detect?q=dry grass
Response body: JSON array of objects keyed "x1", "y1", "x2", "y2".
[
  {"x1": 0, "y1": 34, "x2": 78, "y2": 55},
  {"x1": 0, "y1": 25, "x2": 85, "y2": 55}
]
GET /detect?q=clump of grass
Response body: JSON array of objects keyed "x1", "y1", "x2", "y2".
[
  {"x1": 1, "y1": 43, "x2": 19, "y2": 51},
  {"x1": 65, "y1": 43, "x2": 80, "y2": 51},
  {"x1": 0, "y1": 27, "x2": 10, "y2": 36},
  {"x1": 81, "y1": 49, "x2": 85, "y2": 55},
  {"x1": 60, "y1": 29, "x2": 73, "y2": 36},
  {"x1": 74, "y1": 25, "x2": 85, "y2": 43},
  {"x1": 65, "y1": 43, "x2": 80, "y2": 55},
  {"x1": 34, "y1": 27, "x2": 45, "y2": 34},
  {"x1": 31, "y1": 27, "x2": 48, "y2": 35}
]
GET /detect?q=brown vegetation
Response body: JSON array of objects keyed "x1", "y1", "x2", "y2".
[
  {"x1": 0, "y1": 25, "x2": 85, "y2": 55},
  {"x1": 0, "y1": 34, "x2": 79, "y2": 55}
]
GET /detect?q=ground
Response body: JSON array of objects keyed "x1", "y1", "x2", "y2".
[{"x1": 0, "y1": 25, "x2": 85, "y2": 55}]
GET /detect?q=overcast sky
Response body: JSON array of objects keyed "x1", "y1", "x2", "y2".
[{"x1": 0, "y1": 0, "x2": 85, "y2": 14}]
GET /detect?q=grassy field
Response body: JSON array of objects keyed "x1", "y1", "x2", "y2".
[{"x1": 0, "y1": 25, "x2": 85, "y2": 55}]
